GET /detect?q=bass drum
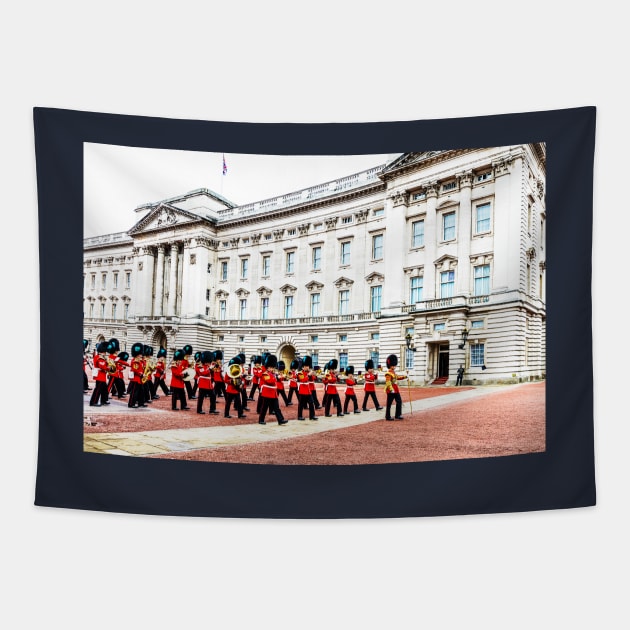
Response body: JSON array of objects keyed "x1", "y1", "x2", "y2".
[{"x1": 182, "y1": 367, "x2": 196, "y2": 382}]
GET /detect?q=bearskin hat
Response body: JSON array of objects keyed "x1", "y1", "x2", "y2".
[
  {"x1": 278, "y1": 360, "x2": 286, "y2": 371},
  {"x1": 365, "y1": 359, "x2": 375, "y2": 370},
  {"x1": 328, "y1": 359, "x2": 338, "y2": 371},
  {"x1": 131, "y1": 342, "x2": 144, "y2": 357},
  {"x1": 201, "y1": 350, "x2": 213, "y2": 363},
  {"x1": 264, "y1": 354, "x2": 278, "y2": 369},
  {"x1": 183, "y1": 344, "x2": 193, "y2": 355},
  {"x1": 118, "y1": 351, "x2": 129, "y2": 361},
  {"x1": 302, "y1": 355, "x2": 313, "y2": 368},
  {"x1": 194, "y1": 351, "x2": 201, "y2": 362},
  {"x1": 157, "y1": 346, "x2": 167, "y2": 358},
  {"x1": 228, "y1": 356, "x2": 240, "y2": 366},
  {"x1": 345, "y1": 365, "x2": 354, "y2": 375},
  {"x1": 96, "y1": 341, "x2": 109, "y2": 353},
  {"x1": 250, "y1": 354, "x2": 258, "y2": 364},
  {"x1": 386, "y1": 354, "x2": 398, "y2": 368},
  {"x1": 174, "y1": 349, "x2": 185, "y2": 361},
  {"x1": 108, "y1": 338, "x2": 120, "y2": 352},
  {"x1": 237, "y1": 353, "x2": 246, "y2": 365},
  {"x1": 213, "y1": 350, "x2": 223, "y2": 361},
  {"x1": 83, "y1": 339, "x2": 89, "y2": 350},
  {"x1": 290, "y1": 359, "x2": 300, "y2": 370}
]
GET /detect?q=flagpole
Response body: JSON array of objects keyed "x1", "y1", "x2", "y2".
[{"x1": 220, "y1": 154, "x2": 224, "y2": 197}]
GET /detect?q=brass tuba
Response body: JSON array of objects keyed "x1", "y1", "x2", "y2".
[{"x1": 228, "y1": 363, "x2": 243, "y2": 379}]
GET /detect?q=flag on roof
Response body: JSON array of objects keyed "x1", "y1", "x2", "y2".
[{"x1": 222, "y1": 154, "x2": 227, "y2": 175}]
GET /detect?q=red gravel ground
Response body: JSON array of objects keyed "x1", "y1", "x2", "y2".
[
  {"x1": 151, "y1": 382, "x2": 545, "y2": 465},
  {"x1": 83, "y1": 385, "x2": 471, "y2": 434}
]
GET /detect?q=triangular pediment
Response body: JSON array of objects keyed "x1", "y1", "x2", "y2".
[
  {"x1": 280, "y1": 284, "x2": 297, "y2": 294},
  {"x1": 333, "y1": 276, "x2": 354, "y2": 288},
  {"x1": 256, "y1": 285, "x2": 273, "y2": 296},
  {"x1": 382, "y1": 151, "x2": 448, "y2": 176},
  {"x1": 365, "y1": 272, "x2": 384, "y2": 285},
  {"x1": 305, "y1": 280, "x2": 324, "y2": 292},
  {"x1": 128, "y1": 203, "x2": 204, "y2": 235}
]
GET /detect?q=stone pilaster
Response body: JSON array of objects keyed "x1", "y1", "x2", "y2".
[
  {"x1": 153, "y1": 244, "x2": 165, "y2": 316},
  {"x1": 167, "y1": 242, "x2": 179, "y2": 316},
  {"x1": 456, "y1": 170, "x2": 473, "y2": 296},
  {"x1": 382, "y1": 189, "x2": 407, "y2": 314},
  {"x1": 423, "y1": 182, "x2": 438, "y2": 300}
]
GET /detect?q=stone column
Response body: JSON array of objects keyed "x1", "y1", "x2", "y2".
[
  {"x1": 423, "y1": 182, "x2": 438, "y2": 300},
  {"x1": 179, "y1": 239, "x2": 192, "y2": 316},
  {"x1": 382, "y1": 189, "x2": 406, "y2": 315},
  {"x1": 167, "y1": 242, "x2": 179, "y2": 316},
  {"x1": 457, "y1": 171, "x2": 473, "y2": 296},
  {"x1": 153, "y1": 244, "x2": 165, "y2": 317},
  {"x1": 132, "y1": 246, "x2": 155, "y2": 318}
]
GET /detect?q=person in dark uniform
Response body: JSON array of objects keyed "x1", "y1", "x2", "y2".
[
  {"x1": 128, "y1": 342, "x2": 147, "y2": 408},
  {"x1": 224, "y1": 356, "x2": 245, "y2": 419},
  {"x1": 196, "y1": 350, "x2": 219, "y2": 414},
  {"x1": 258, "y1": 354, "x2": 288, "y2": 425},
  {"x1": 276, "y1": 361, "x2": 290, "y2": 406},
  {"x1": 236, "y1": 353, "x2": 250, "y2": 411},
  {"x1": 286, "y1": 359, "x2": 299, "y2": 404},
  {"x1": 212, "y1": 350, "x2": 225, "y2": 398},
  {"x1": 111, "y1": 351, "x2": 129, "y2": 399},
  {"x1": 323, "y1": 359, "x2": 343, "y2": 417},
  {"x1": 456, "y1": 364, "x2": 465, "y2": 386},
  {"x1": 182, "y1": 345, "x2": 196, "y2": 400},
  {"x1": 153, "y1": 346, "x2": 170, "y2": 396},
  {"x1": 248, "y1": 355, "x2": 263, "y2": 401},
  {"x1": 384, "y1": 354, "x2": 407, "y2": 420}
]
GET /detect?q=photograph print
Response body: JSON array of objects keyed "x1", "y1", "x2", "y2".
[{"x1": 82, "y1": 143, "x2": 546, "y2": 465}]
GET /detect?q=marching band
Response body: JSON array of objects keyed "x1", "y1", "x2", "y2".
[{"x1": 84, "y1": 338, "x2": 409, "y2": 422}]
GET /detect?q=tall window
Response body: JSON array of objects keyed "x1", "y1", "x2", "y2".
[
  {"x1": 101, "y1": 273, "x2": 107, "y2": 290},
  {"x1": 370, "y1": 350, "x2": 379, "y2": 368},
  {"x1": 339, "y1": 290, "x2": 350, "y2": 315},
  {"x1": 124, "y1": 303, "x2": 129, "y2": 319},
  {"x1": 91, "y1": 274, "x2": 96, "y2": 289},
  {"x1": 310, "y1": 293, "x2": 320, "y2": 317},
  {"x1": 370, "y1": 285, "x2": 382, "y2": 312},
  {"x1": 89, "y1": 303, "x2": 95, "y2": 318},
  {"x1": 112, "y1": 303, "x2": 117, "y2": 320},
  {"x1": 339, "y1": 353, "x2": 349, "y2": 370},
  {"x1": 286, "y1": 251, "x2": 295, "y2": 274},
  {"x1": 440, "y1": 270, "x2": 455, "y2": 298},
  {"x1": 471, "y1": 342, "x2": 485, "y2": 367},
  {"x1": 100, "y1": 303, "x2": 105, "y2": 319},
  {"x1": 262, "y1": 255, "x2": 271, "y2": 276},
  {"x1": 412, "y1": 220, "x2": 425, "y2": 248},
  {"x1": 312, "y1": 246, "x2": 322, "y2": 270},
  {"x1": 239, "y1": 299, "x2": 247, "y2": 320},
  {"x1": 220, "y1": 261, "x2": 228, "y2": 281},
  {"x1": 372, "y1": 234, "x2": 383, "y2": 260},
  {"x1": 125, "y1": 272, "x2": 131, "y2": 289},
  {"x1": 474, "y1": 264, "x2": 490, "y2": 295},
  {"x1": 219, "y1": 300, "x2": 227, "y2": 320},
  {"x1": 311, "y1": 351, "x2": 319, "y2": 367},
  {"x1": 405, "y1": 348, "x2": 415, "y2": 370},
  {"x1": 284, "y1": 295, "x2": 293, "y2": 318},
  {"x1": 475, "y1": 203, "x2": 491, "y2": 234},
  {"x1": 240, "y1": 258, "x2": 249, "y2": 279},
  {"x1": 261, "y1": 297, "x2": 269, "y2": 320},
  {"x1": 442, "y1": 212, "x2": 456, "y2": 241},
  {"x1": 410, "y1": 276, "x2": 423, "y2": 304},
  {"x1": 113, "y1": 272, "x2": 118, "y2": 289},
  {"x1": 340, "y1": 241, "x2": 351, "y2": 266}
]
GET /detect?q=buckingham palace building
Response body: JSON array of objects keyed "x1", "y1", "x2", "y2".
[{"x1": 83, "y1": 145, "x2": 546, "y2": 385}]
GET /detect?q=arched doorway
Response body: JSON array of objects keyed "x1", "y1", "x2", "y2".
[
  {"x1": 278, "y1": 344, "x2": 296, "y2": 369},
  {"x1": 152, "y1": 329, "x2": 168, "y2": 353}
]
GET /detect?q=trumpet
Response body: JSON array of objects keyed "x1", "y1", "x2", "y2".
[{"x1": 106, "y1": 358, "x2": 117, "y2": 375}]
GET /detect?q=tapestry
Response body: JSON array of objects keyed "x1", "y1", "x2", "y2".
[{"x1": 33, "y1": 106, "x2": 596, "y2": 518}]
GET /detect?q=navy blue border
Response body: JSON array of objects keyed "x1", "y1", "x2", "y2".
[{"x1": 33, "y1": 106, "x2": 596, "y2": 518}]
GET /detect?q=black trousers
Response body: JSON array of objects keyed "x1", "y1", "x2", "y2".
[
  {"x1": 259, "y1": 396, "x2": 284, "y2": 424},
  {"x1": 110, "y1": 377, "x2": 126, "y2": 398},
  {"x1": 362, "y1": 390, "x2": 380, "y2": 410},
  {"x1": 249, "y1": 382, "x2": 259, "y2": 399},
  {"x1": 171, "y1": 386, "x2": 187, "y2": 410},
  {"x1": 278, "y1": 389, "x2": 289, "y2": 405},
  {"x1": 185, "y1": 380, "x2": 195, "y2": 399},
  {"x1": 344, "y1": 394, "x2": 359, "y2": 413},
  {"x1": 128, "y1": 381, "x2": 145, "y2": 407},
  {"x1": 83, "y1": 371, "x2": 89, "y2": 391},
  {"x1": 311, "y1": 388, "x2": 321, "y2": 408},
  {"x1": 155, "y1": 377, "x2": 170, "y2": 395},
  {"x1": 385, "y1": 392, "x2": 402, "y2": 419},
  {"x1": 214, "y1": 380, "x2": 226, "y2": 398},
  {"x1": 224, "y1": 391, "x2": 243, "y2": 417},
  {"x1": 241, "y1": 388, "x2": 248, "y2": 410},
  {"x1": 325, "y1": 393, "x2": 342, "y2": 416},
  {"x1": 89, "y1": 381, "x2": 108, "y2": 406},
  {"x1": 287, "y1": 387, "x2": 297, "y2": 403},
  {"x1": 456, "y1": 375, "x2": 463, "y2": 386},
  {"x1": 197, "y1": 388, "x2": 217, "y2": 413},
  {"x1": 297, "y1": 393, "x2": 316, "y2": 419}
]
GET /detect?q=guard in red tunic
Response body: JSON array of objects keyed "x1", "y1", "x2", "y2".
[
  {"x1": 286, "y1": 359, "x2": 299, "y2": 405},
  {"x1": 361, "y1": 359, "x2": 383, "y2": 411},
  {"x1": 343, "y1": 365, "x2": 361, "y2": 414},
  {"x1": 276, "y1": 361, "x2": 290, "y2": 406},
  {"x1": 181, "y1": 345, "x2": 196, "y2": 401},
  {"x1": 196, "y1": 350, "x2": 219, "y2": 414},
  {"x1": 89, "y1": 341, "x2": 111, "y2": 407},
  {"x1": 248, "y1": 355, "x2": 263, "y2": 401},
  {"x1": 169, "y1": 349, "x2": 189, "y2": 411},
  {"x1": 258, "y1": 354, "x2": 288, "y2": 425},
  {"x1": 310, "y1": 363, "x2": 321, "y2": 409},
  {"x1": 223, "y1": 356, "x2": 245, "y2": 419},
  {"x1": 212, "y1": 350, "x2": 225, "y2": 398},
  {"x1": 153, "y1": 346, "x2": 170, "y2": 396},
  {"x1": 128, "y1": 342, "x2": 147, "y2": 408},
  {"x1": 106, "y1": 338, "x2": 121, "y2": 396},
  {"x1": 296, "y1": 356, "x2": 317, "y2": 421},
  {"x1": 384, "y1": 354, "x2": 407, "y2": 420},
  {"x1": 323, "y1": 359, "x2": 344, "y2": 417},
  {"x1": 83, "y1": 339, "x2": 92, "y2": 392},
  {"x1": 111, "y1": 351, "x2": 129, "y2": 399}
]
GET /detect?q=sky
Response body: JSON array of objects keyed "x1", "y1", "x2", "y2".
[{"x1": 84, "y1": 144, "x2": 395, "y2": 238}]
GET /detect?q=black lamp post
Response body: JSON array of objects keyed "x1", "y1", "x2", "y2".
[
  {"x1": 458, "y1": 328, "x2": 469, "y2": 350},
  {"x1": 405, "y1": 333, "x2": 416, "y2": 352}
]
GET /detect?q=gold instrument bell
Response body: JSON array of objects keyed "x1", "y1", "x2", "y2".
[{"x1": 228, "y1": 363, "x2": 243, "y2": 379}]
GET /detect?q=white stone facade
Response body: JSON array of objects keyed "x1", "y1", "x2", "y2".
[{"x1": 83, "y1": 146, "x2": 546, "y2": 385}]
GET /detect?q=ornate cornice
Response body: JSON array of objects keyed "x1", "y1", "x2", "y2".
[
  {"x1": 333, "y1": 276, "x2": 354, "y2": 288},
  {"x1": 365, "y1": 272, "x2": 384, "y2": 285},
  {"x1": 390, "y1": 190, "x2": 408, "y2": 207},
  {"x1": 297, "y1": 223, "x2": 310, "y2": 236},
  {"x1": 305, "y1": 280, "x2": 324, "y2": 292},
  {"x1": 457, "y1": 170, "x2": 474, "y2": 187},
  {"x1": 325, "y1": 216, "x2": 338, "y2": 230},
  {"x1": 256, "y1": 286, "x2": 273, "y2": 297},
  {"x1": 434, "y1": 254, "x2": 458, "y2": 270},
  {"x1": 355, "y1": 208, "x2": 369, "y2": 223},
  {"x1": 280, "y1": 284, "x2": 297, "y2": 295}
]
